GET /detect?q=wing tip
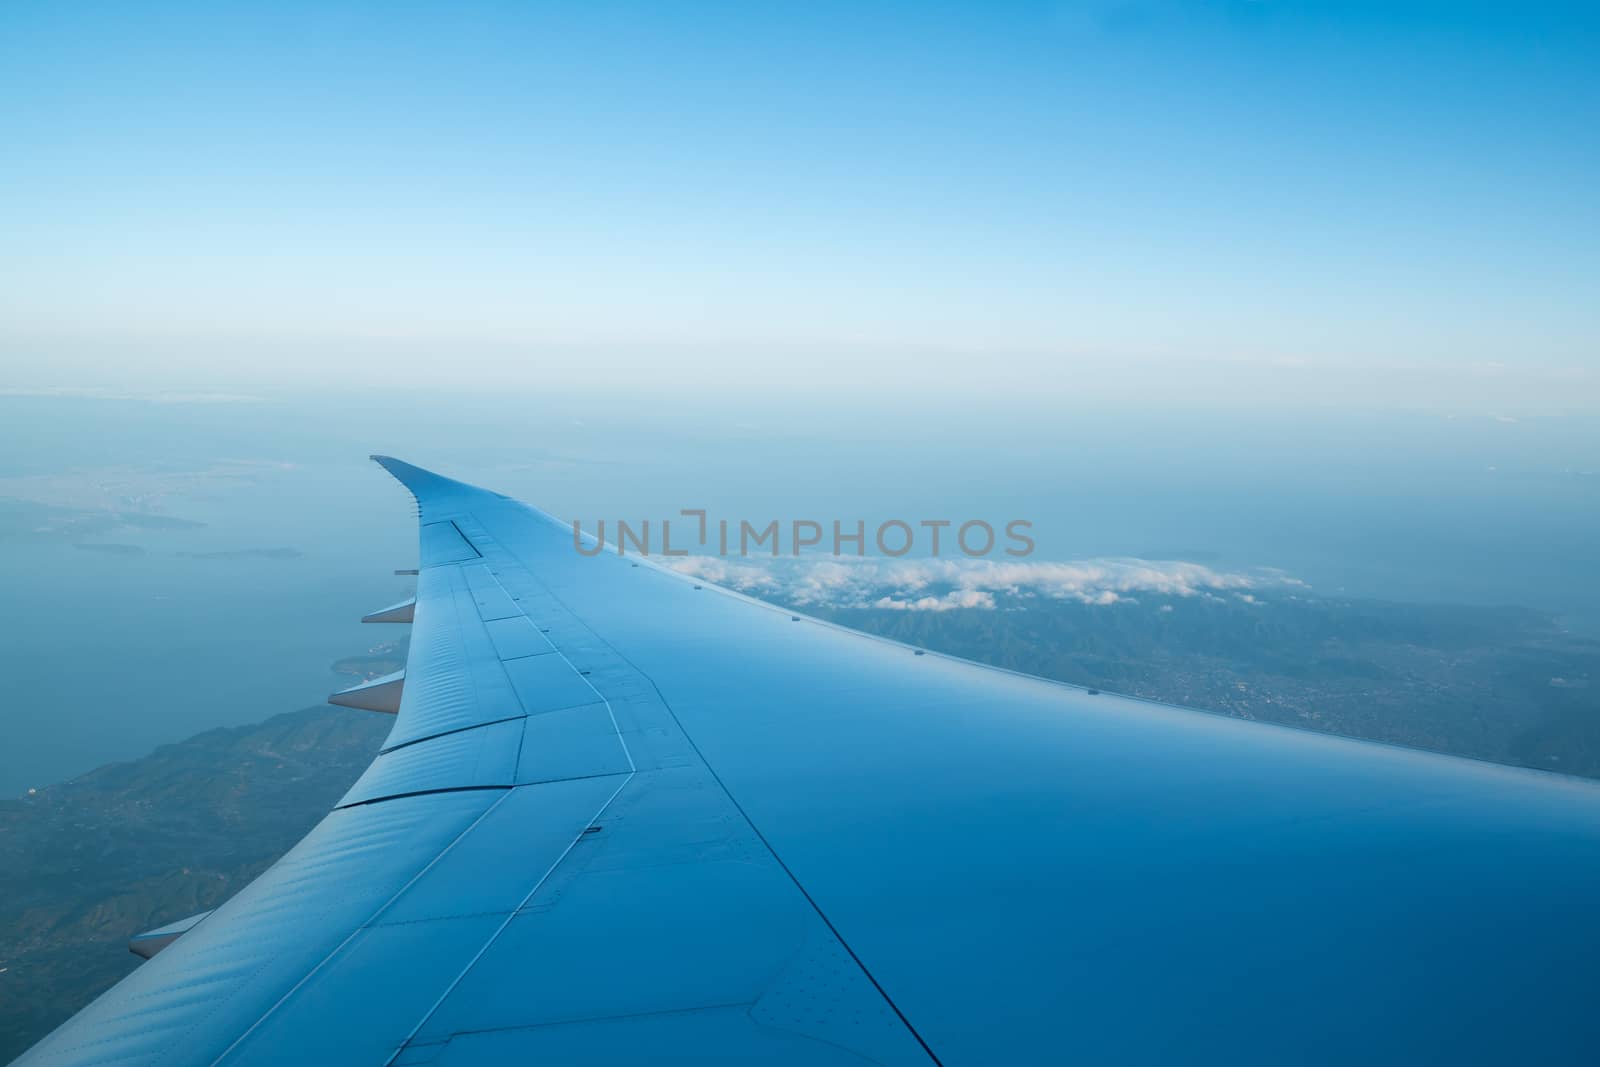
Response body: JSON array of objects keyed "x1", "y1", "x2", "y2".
[
  {"x1": 372, "y1": 456, "x2": 456, "y2": 511},
  {"x1": 371, "y1": 456, "x2": 483, "y2": 497}
]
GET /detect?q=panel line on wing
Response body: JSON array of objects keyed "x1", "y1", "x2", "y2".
[
  {"x1": 205, "y1": 790, "x2": 514, "y2": 1067},
  {"x1": 590, "y1": 657, "x2": 946, "y2": 1066},
  {"x1": 378, "y1": 715, "x2": 528, "y2": 756},
  {"x1": 337, "y1": 785, "x2": 513, "y2": 809},
  {"x1": 420, "y1": 506, "x2": 938, "y2": 1064},
  {"x1": 383, "y1": 771, "x2": 637, "y2": 1067},
  {"x1": 383, "y1": 565, "x2": 523, "y2": 751},
  {"x1": 449, "y1": 527, "x2": 638, "y2": 779}
]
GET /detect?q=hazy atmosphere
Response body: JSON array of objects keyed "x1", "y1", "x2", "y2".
[
  {"x1": 2, "y1": 389, "x2": 1596, "y2": 796},
  {"x1": 2, "y1": 0, "x2": 1597, "y2": 794},
  {"x1": 2, "y1": 3, "x2": 1598, "y2": 1061}
]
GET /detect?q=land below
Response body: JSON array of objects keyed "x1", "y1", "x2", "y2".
[{"x1": 3, "y1": 587, "x2": 1596, "y2": 1059}]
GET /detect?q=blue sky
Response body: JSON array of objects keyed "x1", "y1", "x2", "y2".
[{"x1": 1, "y1": 1, "x2": 1596, "y2": 409}]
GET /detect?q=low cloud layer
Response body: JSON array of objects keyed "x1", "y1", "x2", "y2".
[{"x1": 662, "y1": 555, "x2": 1301, "y2": 612}]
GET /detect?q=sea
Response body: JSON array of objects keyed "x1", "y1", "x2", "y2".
[{"x1": 1, "y1": 387, "x2": 1595, "y2": 795}]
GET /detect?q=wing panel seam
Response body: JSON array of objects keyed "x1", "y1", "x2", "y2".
[
  {"x1": 383, "y1": 772, "x2": 637, "y2": 1066},
  {"x1": 461, "y1": 511, "x2": 944, "y2": 1066},
  {"x1": 206, "y1": 790, "x2": 514, "y2": 1067}
]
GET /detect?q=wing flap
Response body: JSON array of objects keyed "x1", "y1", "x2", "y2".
[
  {"x1": 338, "y1": 718, "x2": 524, "y2": 807},
  {"x1": 19, "y1": 792, "x2": 497, "y2": 1067},
  {"x1": 382, "y1": 567, "x2": 519, "y2": 749}
]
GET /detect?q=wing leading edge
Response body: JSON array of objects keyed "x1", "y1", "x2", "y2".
[
  {"x1": 16, "y1": 458, "x2": 938, "y2": 1067},
  {"x1": 17, "y1": 457, "x2": 1600, "y2": 1066}
]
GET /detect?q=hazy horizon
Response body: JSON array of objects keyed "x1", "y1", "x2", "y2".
[
  {"x1": 2, "y1": 1, "x2": 1597, "y2": 788},
  {"x1": 3, "y1": 2, "x2": 1597, "y2": 413},
  {"x1": 2, "y1": 387, "x2": 1596, "y2": 795}
]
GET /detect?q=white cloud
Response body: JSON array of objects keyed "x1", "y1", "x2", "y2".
[
  {"x1": 660, "y1": 555, "x2": 1301, "y2": 612},
  {"x1": 871, "y1": 588, "x2": 997, "y2": 612}
]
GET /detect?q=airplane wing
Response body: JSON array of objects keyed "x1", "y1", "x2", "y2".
[{"x1": 16, "y1": 457, "x2": 1600, "y2": 1066}]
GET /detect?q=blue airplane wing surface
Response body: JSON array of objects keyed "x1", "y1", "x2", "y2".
[{"x1": 16, "y1": 457, "x2": 1600, "y2": 1066}]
